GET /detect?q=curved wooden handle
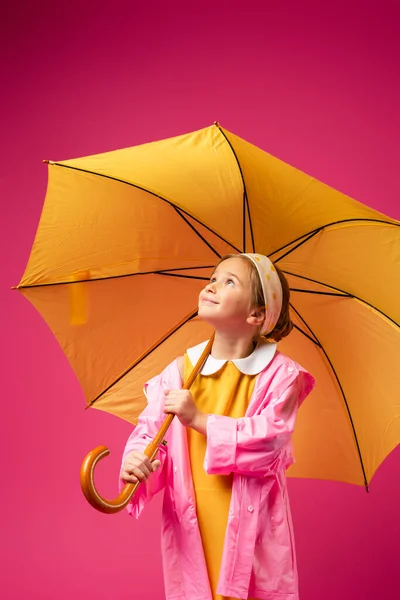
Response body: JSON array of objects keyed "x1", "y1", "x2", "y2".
[
  {"x1": 80, "y1": 445, "x2": 137, "y2": 514},
  {"x1": 80, "y1": 413, "x2": 173, "y2": 514},
  {"x1": 80, "y1": 335, "x2": 214, "y2": 514}
]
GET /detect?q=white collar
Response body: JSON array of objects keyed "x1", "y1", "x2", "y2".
[{"x1": 187, "y1": 339, "x2": 277, "y2": 376}]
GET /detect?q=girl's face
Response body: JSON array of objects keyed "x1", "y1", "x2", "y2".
[{"x1": 198, "y1": 257, "x2": 260, "y2": 333}]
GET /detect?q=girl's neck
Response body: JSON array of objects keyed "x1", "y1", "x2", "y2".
[{"x1": 211, "y1": 331, "x2": 257, "y2": 360}]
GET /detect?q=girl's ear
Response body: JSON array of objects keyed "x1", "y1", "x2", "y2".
[{"x1": 248, "y1": 306, "x2": 265, "y2": 327}]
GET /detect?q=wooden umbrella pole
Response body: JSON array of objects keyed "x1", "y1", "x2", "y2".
[{"x1": 80, "y1": 335, "x2": 214, "y2": 514}]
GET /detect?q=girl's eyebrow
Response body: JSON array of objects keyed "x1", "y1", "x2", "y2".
[
  {"x1": 226, "y1": 271, "x2": 240, "y2": 281},
  {"x1": 213, "y1": 270, "x2": 242, "y2": 283}
]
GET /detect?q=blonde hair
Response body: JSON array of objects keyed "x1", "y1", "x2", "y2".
[{"x1": 214, "y1": 254, "x2": 293, "y2": 342}]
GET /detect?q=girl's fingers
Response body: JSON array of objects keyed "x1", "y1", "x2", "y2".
[
  {"x1": 121, "y1": 459, "x2": 160, "y2": 482},
  {"x1": 121, "y1": 471, "x2": 138, "y2": 483},
  {"x1": 142, "y1": 457, "x2": 153, "y2": 471},
  {"x1": 136, "y1": 464, "x2": 151, "y2": 480},
  {"x1": 125, "y1": 463, "x2": 151, "y2": 481}
]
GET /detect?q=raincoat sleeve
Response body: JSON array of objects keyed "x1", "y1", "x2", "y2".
[
  {"x1": 204, "y1": 365, "x2": 314, "y2": 477},
  {"x1": 120, "y1": 372, "x2": 170, "y2": 518}
]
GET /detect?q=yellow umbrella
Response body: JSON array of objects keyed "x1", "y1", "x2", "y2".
[{"x1": 17, "y1": 123, "x2": 400, "y2": 493}]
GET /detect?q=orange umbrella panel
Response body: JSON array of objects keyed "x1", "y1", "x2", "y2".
[{"x1": 18, "y1": 123, "x2": 400, "y2": 488}]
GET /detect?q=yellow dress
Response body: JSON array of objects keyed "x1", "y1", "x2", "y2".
[{"x1": 184, "y1": 353, "x2": 259, "y2": 600}]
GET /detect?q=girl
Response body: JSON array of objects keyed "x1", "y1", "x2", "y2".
[{"x1": 120, "y1": 254, "x2": 315, "y2": 600}]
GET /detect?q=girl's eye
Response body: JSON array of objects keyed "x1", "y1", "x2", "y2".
[
  {"x1": 226, "y1": 279, "x2": 234, "y2": 285},
  {"x1": 210, "y1": 277, "x2": 216, "y2": 283}
]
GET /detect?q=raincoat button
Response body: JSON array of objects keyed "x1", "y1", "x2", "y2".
[
  {"x1": 174, "y1": 466, "x2": 178, "y2": 473},
  {"x1": 248, "y1": 505, "x2": 254, "y2": 513},
  {"x1": 288, "y1": 366, "x2": 294, "y2": 373}
]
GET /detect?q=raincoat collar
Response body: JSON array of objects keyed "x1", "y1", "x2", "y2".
[{"x1": 187, "y1": 339, "x2": 277, "y2": 376}]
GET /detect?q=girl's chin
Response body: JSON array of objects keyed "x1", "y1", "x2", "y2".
[
  {"x1": 198, "y1": 308, "x2": 219, "y2": 325},
  {"x1": 198, "y1": 304, "x2": 215, "y2": 314},
  {"x1": 198, "y1": 312, "x2": 232, "y2": 332}
]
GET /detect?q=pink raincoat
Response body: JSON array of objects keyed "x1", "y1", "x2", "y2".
[{"x1": 121, "y1": 349, "x2": 314, "y2": 600}]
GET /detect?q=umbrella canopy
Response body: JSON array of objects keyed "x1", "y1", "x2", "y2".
[{"x1": 18, "y1": 123, "x2": 400, "y2": 488}]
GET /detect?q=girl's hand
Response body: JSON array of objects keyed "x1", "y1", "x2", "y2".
[
  {"x1": 120, "y1": 450, "x2": 161, "y2": 484},
  {"x1": 164, "y1": 389, "x2": 199, "y2": 428}
]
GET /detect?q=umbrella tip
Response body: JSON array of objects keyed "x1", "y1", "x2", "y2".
[
  {"x1": 214, "y1": 121, "x2": 221, "y2": 128},
  {"x1": 43, "y1": 160, "x2": 55, "y2": 165}
]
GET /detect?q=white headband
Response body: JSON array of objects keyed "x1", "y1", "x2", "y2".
[{"x1": 241, "y1": 253, "x2": 283, "y2": 335}]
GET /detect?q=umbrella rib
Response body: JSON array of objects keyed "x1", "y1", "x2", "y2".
[
  {"x1": 289, "y1": 302, "x2": 370, "y2": 491},
  {"x1": 291, "y1": 289, "x2": 349, "y2": 297},
  {"x1": 172, "y1": 206, "x2": 221, "y2": 258},
  {"x1": 158, "y1": 273, "x2": 210, "y2": 281},
  {"x1": 272, "y1": 229, "x2": 321, "y2": 262},
  {"x1": 215, "y1": 124, "x2": 255, "y2": 252},
  {"x1": 17, "y1": 265, "x2": 216, "y2": 289},
  {"x1": 87, "y1": 308, "x2": 199, "y2": 407},
  {"x1": 289, "y1": 301, "x2": 320, "y2": 344},
  {"x1": 284, "y1": 270, "x2": 400, "y2": 329},
  {"x1": 158, "y1": 265, "x2": 213, "y2": 274},
  {"x1": 243, "y1": 192, "x2": 246, "y2": 251},
  {"x1": 246, "y1": 193, "x2": 256, "y2": 252},
  {"x1": 292, "y1": 322, "x2": 321, "y2": 346},
  {"x1": 47, "y1": 162, "x2": 242, "y2": 253},
  {"x1": 270, "y1": 218, "x2": 399, "y2": 261}
]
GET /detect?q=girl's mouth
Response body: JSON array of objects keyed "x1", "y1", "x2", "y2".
[{"x1": 201, "y1": 297, "x2": 218, "y2": 305}]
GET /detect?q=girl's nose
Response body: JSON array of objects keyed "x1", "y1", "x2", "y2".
[{"x1": 205, "y1": 281, "x2": 216, "y2": 293}]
